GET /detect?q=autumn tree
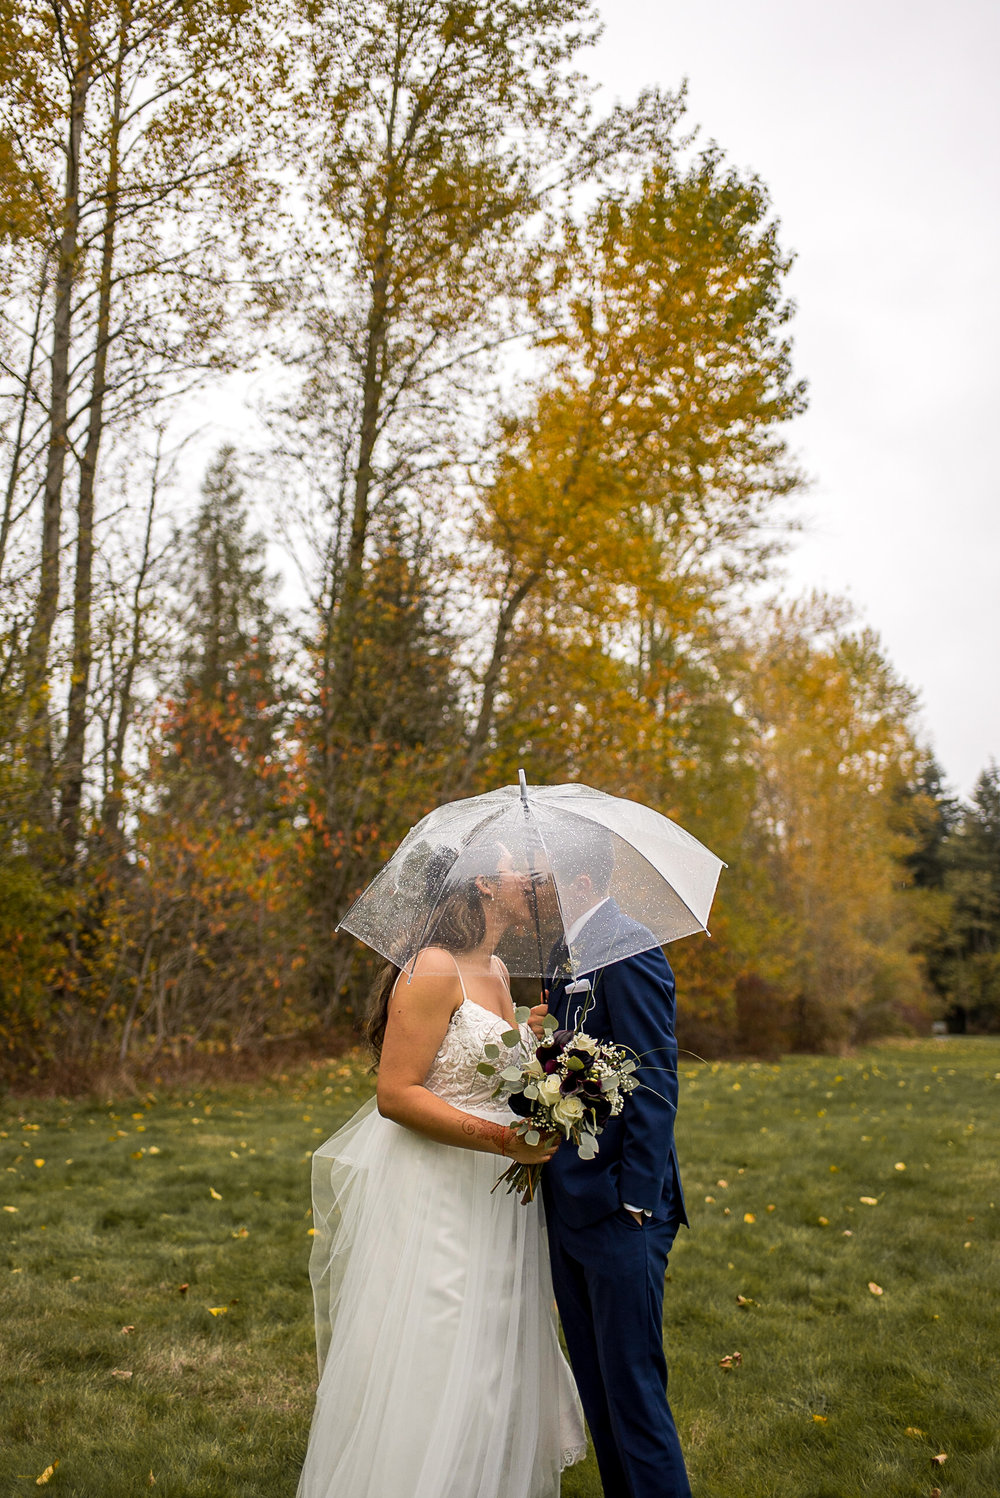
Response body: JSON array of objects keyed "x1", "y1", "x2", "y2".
[
  {"x1": 117, "y1": 449, "x2": 306, "y2": 1059},
  {"x1": 735, "y1": 601, "x2": 932, "y2": 1050},
  {"x1": 461, "y1": 121, "x2": 806, "y2": 791}
]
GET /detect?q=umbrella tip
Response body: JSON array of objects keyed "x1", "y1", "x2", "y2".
[{"x1": 518, "y1": 767, "x2": 528, "y2": 802}]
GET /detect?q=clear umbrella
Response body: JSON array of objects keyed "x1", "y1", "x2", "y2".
[{"x1": 337, "y1": 772, "x2": 724, "y2": 987}]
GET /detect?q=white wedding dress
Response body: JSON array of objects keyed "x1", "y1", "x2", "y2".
[{"x1": 296, "y1": 963, "x2": 586, "y2": 1498}]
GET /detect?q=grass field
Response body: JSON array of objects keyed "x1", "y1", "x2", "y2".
[{"x1": 2, "y1": 1039, "x2": 998, "y2": 1497}]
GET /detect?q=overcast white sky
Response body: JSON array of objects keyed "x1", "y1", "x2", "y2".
[{"x1": 592, "y1": 0, "x2": 999, "y2": 797}]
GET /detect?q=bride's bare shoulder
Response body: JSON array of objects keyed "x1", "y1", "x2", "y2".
[
  {"x1": 406, "y1": 945, "x2": 460, "y2": 980},
  {"x1": 390, "y1": 947, "x2": 463, "y2": 1024}
]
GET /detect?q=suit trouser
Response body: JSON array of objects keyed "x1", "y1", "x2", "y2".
[{"x1": 547, "y1": 1207, "x2": 692, "y2": 1498}]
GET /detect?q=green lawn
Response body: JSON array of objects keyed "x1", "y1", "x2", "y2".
[{"x1": 2, "y1": 1040, "x2": 998, "y2": 1497}]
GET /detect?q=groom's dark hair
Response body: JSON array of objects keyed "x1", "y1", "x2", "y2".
[{"x1": 549, "y1": 820, "x2": 615, "y2": 897}]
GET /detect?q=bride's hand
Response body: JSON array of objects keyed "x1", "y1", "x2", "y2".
[{"x1": 505, "y1": 1129, "x2": 559, "y2": 1165}]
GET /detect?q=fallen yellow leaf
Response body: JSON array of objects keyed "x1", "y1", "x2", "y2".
[
  {"x1": 904, "y1": 1427, "x2": 925, "y2": 1436},
  {"x1": 3, "y1": 1205, "x2": 17, "y2": 1213},
  {"x1": 931, "y1": 1452, "x2": 947, "y2": 1466},
  {"x1": 860, "y1": 1196, "x2": 879, "y2": 1206},
  {"x1": 743, "y1": 1212, "x2": 756, "y2": 1223},
  {"x1": 894, "y1": 1162, "x2": 906, "y2": 1171},
  {"x1": 209, "y1": 1187, "x2": 222, "y2": 1200},
  {"x1": 812, "y1": 1414, "x2": 828, "y2": 1423},
  {"x1": 208, "y1": 1306, "x2": 228, "y2": 1316},
  {"x1": 818, "y1": 1216, "x2": 829, "y2": 1226},
  {"x1": 868, "y1": 1282, "x2": 884, "y2": 1296},
  {"x1": 35, "y1": 1460, "x2": 59, "y2": 1485},
  {"x1": 33, "y1": 1159, "x2": 45, "y2": 1168},
  {"x1": 110, "y1": 1368, "x2": 133, "y2": 1379}
]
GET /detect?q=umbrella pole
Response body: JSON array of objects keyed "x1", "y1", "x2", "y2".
[{"x1": 520, "y1": 769, "x2": 547, "y2": 1001}]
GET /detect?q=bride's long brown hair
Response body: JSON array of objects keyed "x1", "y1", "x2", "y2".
[{"x1": 363, "y1": 843, "x2": 502, "y2": 1063}]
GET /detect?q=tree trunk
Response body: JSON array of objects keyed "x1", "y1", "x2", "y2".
[
  {"x1": 24, "y1": 42, "x2": 91, "y2": 744},
  {"x1": 454, "y1": 566, "x2": 539, "y2": 794},
  {"x1": 327, "y1": 265, "x2": 390, "y2": 728},
  {"x1": 101, "y1": 447, "x2": 158, "y2": 853},
  {"x1": 61, "y1": 39, "x2": 123, "y2": 864},
  {"x1": 0, "y1": 250, "x2": 50, "y2": 584}
]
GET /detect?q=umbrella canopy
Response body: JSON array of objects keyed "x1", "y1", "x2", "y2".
[{"x1": 337, "y1": 775, "x2": 725, "y2": 983}]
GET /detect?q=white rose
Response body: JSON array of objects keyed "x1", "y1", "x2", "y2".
[
  {"x1": 537, "y1": 1073, "x2": 563, "y2": 1106},
  {"x1": 551, "y1": 1094, "x2": 585, "y2": 1129},
  {"x1": 571, "y1": 1033, "x2": 598, "y2": 1055}
]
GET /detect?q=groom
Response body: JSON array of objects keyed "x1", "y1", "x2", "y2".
[{"x1": 533, "y1": 827, "x2": 692, "y2": 1498}]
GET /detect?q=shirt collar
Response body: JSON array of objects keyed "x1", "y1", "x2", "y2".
[{"x1": 564, "y1": 897, "x2": 610, "y2": 952}]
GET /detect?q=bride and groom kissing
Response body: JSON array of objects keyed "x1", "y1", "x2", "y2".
[{"x1": 296, "y1": 817, "x2": 694, "y2": 1498}]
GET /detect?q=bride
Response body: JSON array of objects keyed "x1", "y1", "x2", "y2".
[{"x1": 296, "y1": 844, "x2": 586, "y2": 1498}]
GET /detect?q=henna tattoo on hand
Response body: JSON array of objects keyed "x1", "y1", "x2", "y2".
[{"x1": 462, "y1": 1116, "x2": 509, "y2": 1157}]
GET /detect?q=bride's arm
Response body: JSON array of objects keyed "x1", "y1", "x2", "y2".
[{"x1": 376, "y1": 949, "x2": 556, "y2": 1166}]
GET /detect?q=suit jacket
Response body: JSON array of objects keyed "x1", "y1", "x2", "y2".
[{"x1": 542, "y1": 899, "x2": 688, "y2": 1232}]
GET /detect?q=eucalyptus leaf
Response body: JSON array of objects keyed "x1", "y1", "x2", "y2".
[
  {"x1": 514, "y1": 1006, "x2": 530, "y2": 1023},
  {"x1": 483, "y1": 1043, "x2": 500, "y2": 1059},
  {"x1": 500, "y1": 1066, "x2": 524, "y2": 1083},
  {"x1": 621, "y1": 1060, "x2": 637, "y2": 1073},
  {"x1": 525, "y1": 1130, "x2": 540, "y2": 1146},
  {"x1": 542, "y1": 1013, "x2": 558, "y2": 1031},
  {"x1": 476, "y1": 1062, "x2": 496, "y2": 1076},
  {"x1": 500, "y1": 1029, "x2": 521, "y2": 1047},
  {"x1": 523, "y1": 1084, "x2": 539, "y2": 1100}
]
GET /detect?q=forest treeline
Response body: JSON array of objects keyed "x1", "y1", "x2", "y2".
[{"x1": 1, "y1": 0, "x2": 998, "y2": 1081}]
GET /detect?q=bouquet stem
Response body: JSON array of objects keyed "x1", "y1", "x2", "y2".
[{"x1": 491, "y1": 1161, "x2": 542, "y2": 1204}]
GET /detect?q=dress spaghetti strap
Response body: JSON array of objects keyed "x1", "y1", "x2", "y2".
[
  {"x1": 490, "y1": 953, "x2": 511, "y2": 994},
  {"x1": 450, "y1": 952, "x2": 469, "y2": 1005}
]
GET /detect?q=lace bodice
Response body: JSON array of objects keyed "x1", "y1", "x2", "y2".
[{"x1": 424, "y1": 998, "x2": 531, "y2": 1120}]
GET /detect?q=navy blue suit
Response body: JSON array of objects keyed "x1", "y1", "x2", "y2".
[{"x1": 542, "y1": 901, "x2": 692, "y2": 1498}]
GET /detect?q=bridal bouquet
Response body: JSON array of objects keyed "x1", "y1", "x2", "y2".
[{"x1": 479, "y1": 1004, "x2": 640, "y2": 1203}]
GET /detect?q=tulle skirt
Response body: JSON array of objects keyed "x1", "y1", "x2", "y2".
[{"x1": 296, "y1": 1098, "x2": 585, "y2": 1498}]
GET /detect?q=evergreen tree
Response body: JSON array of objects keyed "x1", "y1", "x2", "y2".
[
  {"x1": 899, "y1": 758, "x2": 961, "y2": 891},
  {"x1": 164, "y1": 446, "x2": 284, "y2": 824},
  {"x1": 940, "y1": 763, "x2": 1000, "y2": 1030}
]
